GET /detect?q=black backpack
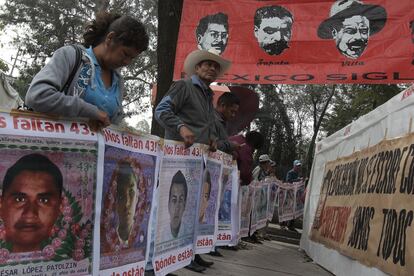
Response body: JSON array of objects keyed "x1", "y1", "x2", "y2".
[{"x1": 62, "y1": 44, "x2": 83, "y2": 94}]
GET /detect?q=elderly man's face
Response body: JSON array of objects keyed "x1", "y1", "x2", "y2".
[
  {"x1": 116, "y1": 173, "x2": 139, "y2": 241},
  {"x1": 198, "y1": 23, "x2": 228, "y2": 55},
  {"x1": 195, "y1": 60, "x2": 221, "y2": 84},
  {"x1": 255, "y1": 16, "x2": 292, "y2": 55},
  {"x1": 168, "y1": 183, "x2": 186, "y2": 236},
  {"x1": 1, "y1": 171, "x2": 61, "y2": 253},
  {"x1": 333, "y1": 15, "x2": 370, "y2": 59}
]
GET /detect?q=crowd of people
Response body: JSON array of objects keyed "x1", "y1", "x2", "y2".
[{"x1": 20, "y1": 10, "x2": 307, "y2": 276}]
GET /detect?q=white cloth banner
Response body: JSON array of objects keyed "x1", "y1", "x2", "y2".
[{"x1": 300, "y1": 85, "x2": 414, "y2": 276}]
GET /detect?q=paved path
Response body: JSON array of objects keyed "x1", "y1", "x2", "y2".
[{"x1": 174, "y1": 240, "x2": 332, "y2": 276}]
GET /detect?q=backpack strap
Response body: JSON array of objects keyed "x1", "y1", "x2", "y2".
[{"x1": 62, "y1": 45, "x2": 82, "y2": 95}]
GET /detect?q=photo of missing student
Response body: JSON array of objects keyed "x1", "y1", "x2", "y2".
[
  {"x1": 100, "y1": 145, "x2": 156, "y2": 270},
  {"x1": 197, "y1": 160, "x2": 221, "y2": 236},
  {"x1": 0, "y1": 135, "x2": 96, "y2": 275},
  {"x1": 154, "y1": 156, "x2": 203, "y2": 255},
  {"x1": 218, "y1": 168, "x2": 232, "y2": 222}
]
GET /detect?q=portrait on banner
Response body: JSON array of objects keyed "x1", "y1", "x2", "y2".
[
  {"x1": 254, "y1": 5, "x2": 294, "y2": 56},
  {"x1": 100, "y1": 145, "x2": 156, "y2": 270},
  {"x1": 175, "y1": 0, "x2": 412, "y2": 84},
  {"x1": 197, "y1": 159, "x2": 221, "y2": 237},
  {"x1": 240, "y1": 185, "x2": 254, "y2": 235},
  {"x1": 218, "y1": 168, "x2": 232, "y2": 222},
  {"x1": 278, "y1": 184, "x2": 295, "y2": 222},
  {"x1": 195, "y1": 12, "x2": 229, "y2": 55},
  {"x1": 154, "y1": 155, "x2": 202, "y2": 255},
  {"x1": 317, "y1": 0, "x2": 387, "y2": 59},
  {"x1": 0, "y1": 135, "x2": 95, "y2": 274},
  {"x1": 294, "y1": 182, "x2": 305, "y2": 218},
  {"x1": 258, "y1": 185, "x2": 268, "y2": 220},
  {"x1": 198, "y1": 170, "x2": 212, "y2": 225},
  {"x1": 168, "y1": 170, "x2": 188, "y2": 240}
]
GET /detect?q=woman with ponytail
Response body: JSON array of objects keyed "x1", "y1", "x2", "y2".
[{"x1": 25, "y1": 11, "x2": 149, "y2": 128}]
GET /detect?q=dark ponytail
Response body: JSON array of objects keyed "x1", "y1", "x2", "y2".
[{"x1": 83, "y1": 11, "x2": 149, "y2": 52}]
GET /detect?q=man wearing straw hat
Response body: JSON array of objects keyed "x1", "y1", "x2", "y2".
[
  {"x1": 155, "y1": 49, "x2": 231, "y2": 272},
  {"x1": 155, "y1": 49, "x2": 231, "y2": 149}
]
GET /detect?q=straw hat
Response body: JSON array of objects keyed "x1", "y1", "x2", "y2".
[
  {"x1": 183, "y1": 49, "x2": 231, "y2": 77},
  {"x1": 259, "y1": 154, "x2": 271, "y2": 163}
]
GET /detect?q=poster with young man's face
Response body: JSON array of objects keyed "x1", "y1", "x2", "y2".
[
  {"x1": 152, "y1": 141, "x2": 204, "y2": 275},
  {"x1": 0, "y1": 132, "x2": 96, "y2": 275},
  {"x1": 100, "y1": 145, "x2": 156, "y2": 270}
]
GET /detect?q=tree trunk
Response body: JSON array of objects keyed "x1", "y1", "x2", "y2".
[
  {"x1": 151, "y1": 0, "x2": 183, "y2": 136},
  {"x1": 305, "y1": 85, "x2": 335, "y2": 175},
  {"x1": 94, "y1": 0, "x2": 110, "y2": 12}
]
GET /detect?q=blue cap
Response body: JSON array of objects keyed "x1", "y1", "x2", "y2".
[{"x1": 293, "y1": 160, "x2": 302, "y2": 166}]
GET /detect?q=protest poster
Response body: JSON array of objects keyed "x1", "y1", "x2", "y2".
[
  {"x1": 278, "y1": 182, "x2": 296, "y2": 222},
  {"x1": 294, "y1": 181, "x2": 305, "y2": 219},
  {"x1": 216, "y1": 153, "x2": 234, "y2": 246},
  {"x1": 310, "y1": 134, "x2": 414, "y2": 276},
  {"x1": 195, "y1": 150, "x2": 223, "y2": 254},
  {"x1": 0, "y1": 112, "x2": 97, "y2": 275},
  {"x1": 175, "y1": 0, "x2": 414, "y2": 85},
  {"x1": 239, "y1": 185, "x2": 254, "y2": 238},
  {"x1": 99, "y1": 128, "x2": 159, "y2": 275},
  {"x1": 144, "y1": 185, "x2": 159, "y2": 272},
  {"x1": 152, "y1": 141, "x2": 203, "y2": 275},
  {"x1": 267, "y1": 178, "x2": 280, "y2": 221},
  {"x1": 230, "y1": 162, "x2": 241, "y2": 246},
  {"x1": 255, "y1": 182, "x2": 269, "y2": 230},
  {"x1": 250, "y1": 182, "x2": 261, "y2": 233}
]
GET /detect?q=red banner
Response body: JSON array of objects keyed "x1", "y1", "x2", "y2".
[{"x1": 173, "y1": 0, "x2": 414, "y2": 84}]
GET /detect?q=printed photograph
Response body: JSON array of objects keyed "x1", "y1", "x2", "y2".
[
  {"x1": 100, "y1": 145, "x2": 156, "y2": 270},
  {"x1": 0, "y1": 135, "x2": 95, "y2": 273}
]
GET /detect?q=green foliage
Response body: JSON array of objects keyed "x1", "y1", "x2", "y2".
[
  {"x1": 322, "y1": 84, "x2": 401, "y2": 136},
  {"x1": 254, "y1": 84, "x2": 296, "y2": 177},
  {"x1": 0, "y1": 0, "x2": 92, "y2": 60},
  {"x1": 0, "y1": 60, "x2": 8, "y2": 73},
  {"x1": 281, "y1": 84, "x2": 335, "y2": 175}
]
